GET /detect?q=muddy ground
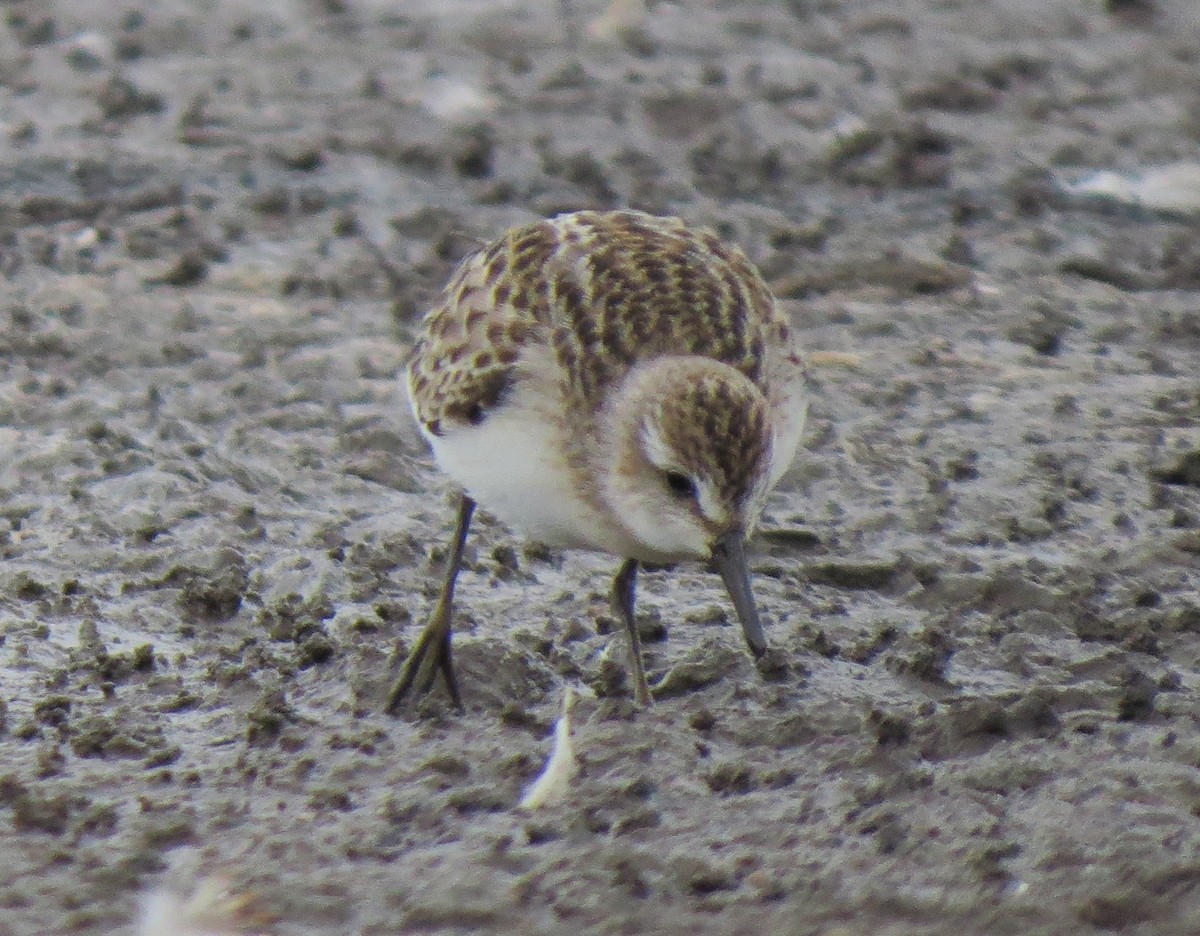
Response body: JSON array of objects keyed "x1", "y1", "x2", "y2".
[{"x1": 1, "y1": 0, "x2": 1200, "y2": 933}]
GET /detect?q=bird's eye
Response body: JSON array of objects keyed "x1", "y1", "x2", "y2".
[{"x1": 664, "y1": 471, "x2": 696, "y2": 499}]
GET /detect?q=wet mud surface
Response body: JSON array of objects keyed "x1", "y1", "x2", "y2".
[{"x1": 2, "y1": 1, "x2": 1200, "y2": 933}]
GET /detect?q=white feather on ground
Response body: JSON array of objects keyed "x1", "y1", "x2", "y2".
[{"x1": 518, "y1": 687, "x2": 579, "y2": 811}]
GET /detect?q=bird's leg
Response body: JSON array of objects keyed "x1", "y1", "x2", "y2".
[
  {"x1": 386, "y1": 494, "x2": 475, "y2": 714},
  {"x1": 612, "y1": 558, "x2": 652, "y2": 706}
]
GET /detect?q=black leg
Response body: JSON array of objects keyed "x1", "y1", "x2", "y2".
[
  {"x1": 386, "y1": 494, "x2": 475, "y2": 713},
  {"x1": 612, "y1": 558, "x2": 652, "y2": 705}
]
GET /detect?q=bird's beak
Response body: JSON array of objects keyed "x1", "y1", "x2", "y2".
[{"x1": 709, "y1": 529, "x2": 766, "y2": 657}]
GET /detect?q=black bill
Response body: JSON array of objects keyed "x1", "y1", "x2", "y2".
[{"x1": 710, "y1": 529, "x2": 766, "y2": 657}]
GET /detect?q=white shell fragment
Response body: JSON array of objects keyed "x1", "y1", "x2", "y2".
[
  {"x1": 411, "y1": 76, "x2": 498, "y2": 122},
  {"x1": 518, "y1": 687, "x2": 579, "y2": 811},
  {"x1": 587, "y1": 0, "x2": 648, "y2": 41},
  {"x1": 1058, "y1": 163, "x2": 1200, "y2": 217}
]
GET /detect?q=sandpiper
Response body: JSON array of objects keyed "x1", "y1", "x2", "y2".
[{"x1": 387, "y1": 210, "x2": 808, "y2": 711}]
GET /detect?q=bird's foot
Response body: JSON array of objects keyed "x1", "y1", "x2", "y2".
[{"x1": 386, "y1": 607, "x2": 463, "y2": 714}]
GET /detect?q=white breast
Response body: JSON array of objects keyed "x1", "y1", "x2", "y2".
[{"x1": 412, "y1": 377, "x2": 623, "y2": 553}]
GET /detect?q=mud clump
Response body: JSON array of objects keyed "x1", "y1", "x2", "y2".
[{"x1": 174, "y1": 551, "x2": 250, "y2": 622}]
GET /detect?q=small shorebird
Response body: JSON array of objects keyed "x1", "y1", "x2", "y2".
[{"x1": 387, "y1": 210, "x2": 807, "y2": 711}]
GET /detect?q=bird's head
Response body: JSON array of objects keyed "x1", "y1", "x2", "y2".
[{"x1": 600, "y1": 356, "x2": 777, "y2": 655}]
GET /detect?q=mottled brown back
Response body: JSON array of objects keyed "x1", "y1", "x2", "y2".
[{"x1": 407, "y1": 210, "x2": 795, "y2": 435}]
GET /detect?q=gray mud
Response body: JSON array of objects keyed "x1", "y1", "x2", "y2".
[{"x1": 2, "y1": 1, "x2": 1200, "y2": 934}]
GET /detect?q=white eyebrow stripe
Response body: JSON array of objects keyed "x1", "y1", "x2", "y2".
[
  {"x1": 695, "y1": 476, "x2": 727, "y2": 526},
  {"x1": 639, "y1": 419, "x2": 674, "y2": 471},
  {"x1": 641, "y1": 418, "x2": 730, "y2": 526}
]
